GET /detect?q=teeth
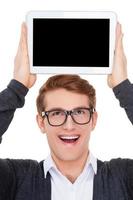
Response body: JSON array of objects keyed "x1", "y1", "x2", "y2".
[{"x1": 60, "y1": 135, "x2": 79, "y2": 140}]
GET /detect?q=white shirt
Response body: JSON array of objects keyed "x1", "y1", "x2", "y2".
[{"x1": 43, "y1": 153, "x2": 97, "y2": 200}]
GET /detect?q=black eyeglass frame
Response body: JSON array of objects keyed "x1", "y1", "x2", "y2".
[{"x1": 41, "y1": 107, "x2": 96, "y2": 127}]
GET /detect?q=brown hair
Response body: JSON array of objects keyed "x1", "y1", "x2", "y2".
[{"x1": 36, "y1": 74, "x2": 96, "y2": 115}]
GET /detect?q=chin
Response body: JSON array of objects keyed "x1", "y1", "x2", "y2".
[{"x1": 57, "y1": 153, "x2": 84, "y2": 163}]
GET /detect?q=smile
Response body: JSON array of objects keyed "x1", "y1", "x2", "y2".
[{"x1": 58, "y1": 135, "x2": 80, "y2": 143}]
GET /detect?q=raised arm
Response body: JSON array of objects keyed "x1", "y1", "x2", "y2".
[
  {"x1": 107, "y1": 23, "x2": 133, "y2": 124},
  {"x1": 0, "y1": 23, "x2": 36, "y2": 142},
  {"x1": 0, "y1": 80, "x2": 28, "y2": 141}
]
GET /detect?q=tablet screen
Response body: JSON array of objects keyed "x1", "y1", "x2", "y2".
[{"x1": 33, "y1": 18, "x2": 109, "y2": 67}]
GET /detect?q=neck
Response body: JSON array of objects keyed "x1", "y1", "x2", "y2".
[{"x1": 51, "y1": 150, "x2": 89, "y2": 183}]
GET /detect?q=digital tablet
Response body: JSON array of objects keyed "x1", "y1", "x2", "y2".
[{"x1": 26, "y1": 11, "x2": 117, "y2": 74}]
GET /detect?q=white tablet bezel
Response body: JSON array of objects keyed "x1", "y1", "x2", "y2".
[{"x1": 26, "y1": 11, "x2": 117, "y2": 74}]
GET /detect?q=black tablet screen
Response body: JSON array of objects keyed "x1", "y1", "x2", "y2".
[{"x1": 33, "y1": 18, "x2": 109, "y2": 67}]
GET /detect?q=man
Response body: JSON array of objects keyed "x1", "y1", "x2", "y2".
[{"x1": 0, "y1": 22, "x2": 133, "y2": 200}]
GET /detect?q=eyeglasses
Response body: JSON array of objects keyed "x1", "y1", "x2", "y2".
[{"x1": 41, "y1": 107, "x2": 95, "y2": 126}]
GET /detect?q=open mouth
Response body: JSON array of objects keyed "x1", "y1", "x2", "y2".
[{"x1": 58, "y1": 135, "x2": 80, "y2": 143}]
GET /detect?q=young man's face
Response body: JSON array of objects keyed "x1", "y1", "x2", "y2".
[{"x1": 37, "y1": 88, "x2": 97, "y2": 164}]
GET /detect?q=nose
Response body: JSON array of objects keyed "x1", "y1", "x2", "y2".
[{"x1": 62, "y1": 115, "x2": 75, "y2": 130}]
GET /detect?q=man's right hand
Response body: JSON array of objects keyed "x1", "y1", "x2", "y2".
[{"x1": 14, "y1": 23, "x2": 36, "y2": 89}]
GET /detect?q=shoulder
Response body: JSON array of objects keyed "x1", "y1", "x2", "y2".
[
  {"x1": 0, "y1": 158, "x2": 44, "y2": 184},
  {"x1": 97, "y1": 158, "x2": 133, "y2": 177},
  {"x1": 0, "y1": 158, "x2": 44, "y2": 178}
]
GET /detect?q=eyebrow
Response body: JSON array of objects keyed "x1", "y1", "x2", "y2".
[
  {"x1": 45, "y1": 106, "x2": 90, "y2": 112},
  {"x1": 45, "y1": 107, "x2": 65, "y2": 112}
]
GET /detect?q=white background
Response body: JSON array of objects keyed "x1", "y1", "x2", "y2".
[{"x1": 0, "y1": 0, "x2": 133, "y2": 162}]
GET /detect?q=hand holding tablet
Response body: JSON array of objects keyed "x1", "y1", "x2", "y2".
[{"x1": 26, "y1": 11, "x2": 117, "y2": 74}]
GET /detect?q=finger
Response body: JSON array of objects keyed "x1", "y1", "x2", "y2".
[
  {"x1": 115, "y1": 23, "x2": 122, "y2": 46},
  {"x1": 116, "y1": 22, "x2": 122, "y2": 38},
  {"x1": 15, "y1": 23, "x2": 23, "y2": 57},
  {"x1": 21, "y1": 22, "x2": 28, "y2": 55},
  {"x1": 115, "y1": 23, "x2": 124, "y2": 51}
]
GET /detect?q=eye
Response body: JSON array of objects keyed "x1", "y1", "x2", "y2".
[
  {"x1": 73, "y1": 109, "x2": 85, "y2": 115},
  {"x1": 50, "y1": 110, "x2": 64, "y2": 117}
]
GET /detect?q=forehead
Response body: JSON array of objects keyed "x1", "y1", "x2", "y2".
[{"x1": 44, "y1": 88, "x2": 89, "y2": 110}]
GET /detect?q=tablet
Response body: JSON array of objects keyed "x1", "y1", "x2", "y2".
[{"x1": 26, "y1": 11, "x2": 117, "y2": 74}]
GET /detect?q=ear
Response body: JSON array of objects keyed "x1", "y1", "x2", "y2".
[
  {"x1": 91, "y1": 111, "x2": 98, "y2": 131},
  {"x1": 36, "y1": 114, "x2": 46, "y2": 134}
]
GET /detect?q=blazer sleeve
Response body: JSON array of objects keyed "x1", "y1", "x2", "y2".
[
  {"x1": 0, "y1": 79, "x2": 28, "y2": 143},
  {"x1": 113, "y1": 79, "x2": 133, "y2": 125}
]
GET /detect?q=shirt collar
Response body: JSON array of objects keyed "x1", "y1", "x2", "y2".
[
  {"x1": 43, "y1": 152, "x2": 97, "y2": 178},
  {"x1": 87, "y1": 152, "x2": 97, "y2": 174},
  {"x1": 43, "y1": 154, "x2": 57, "y2": 178}
]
